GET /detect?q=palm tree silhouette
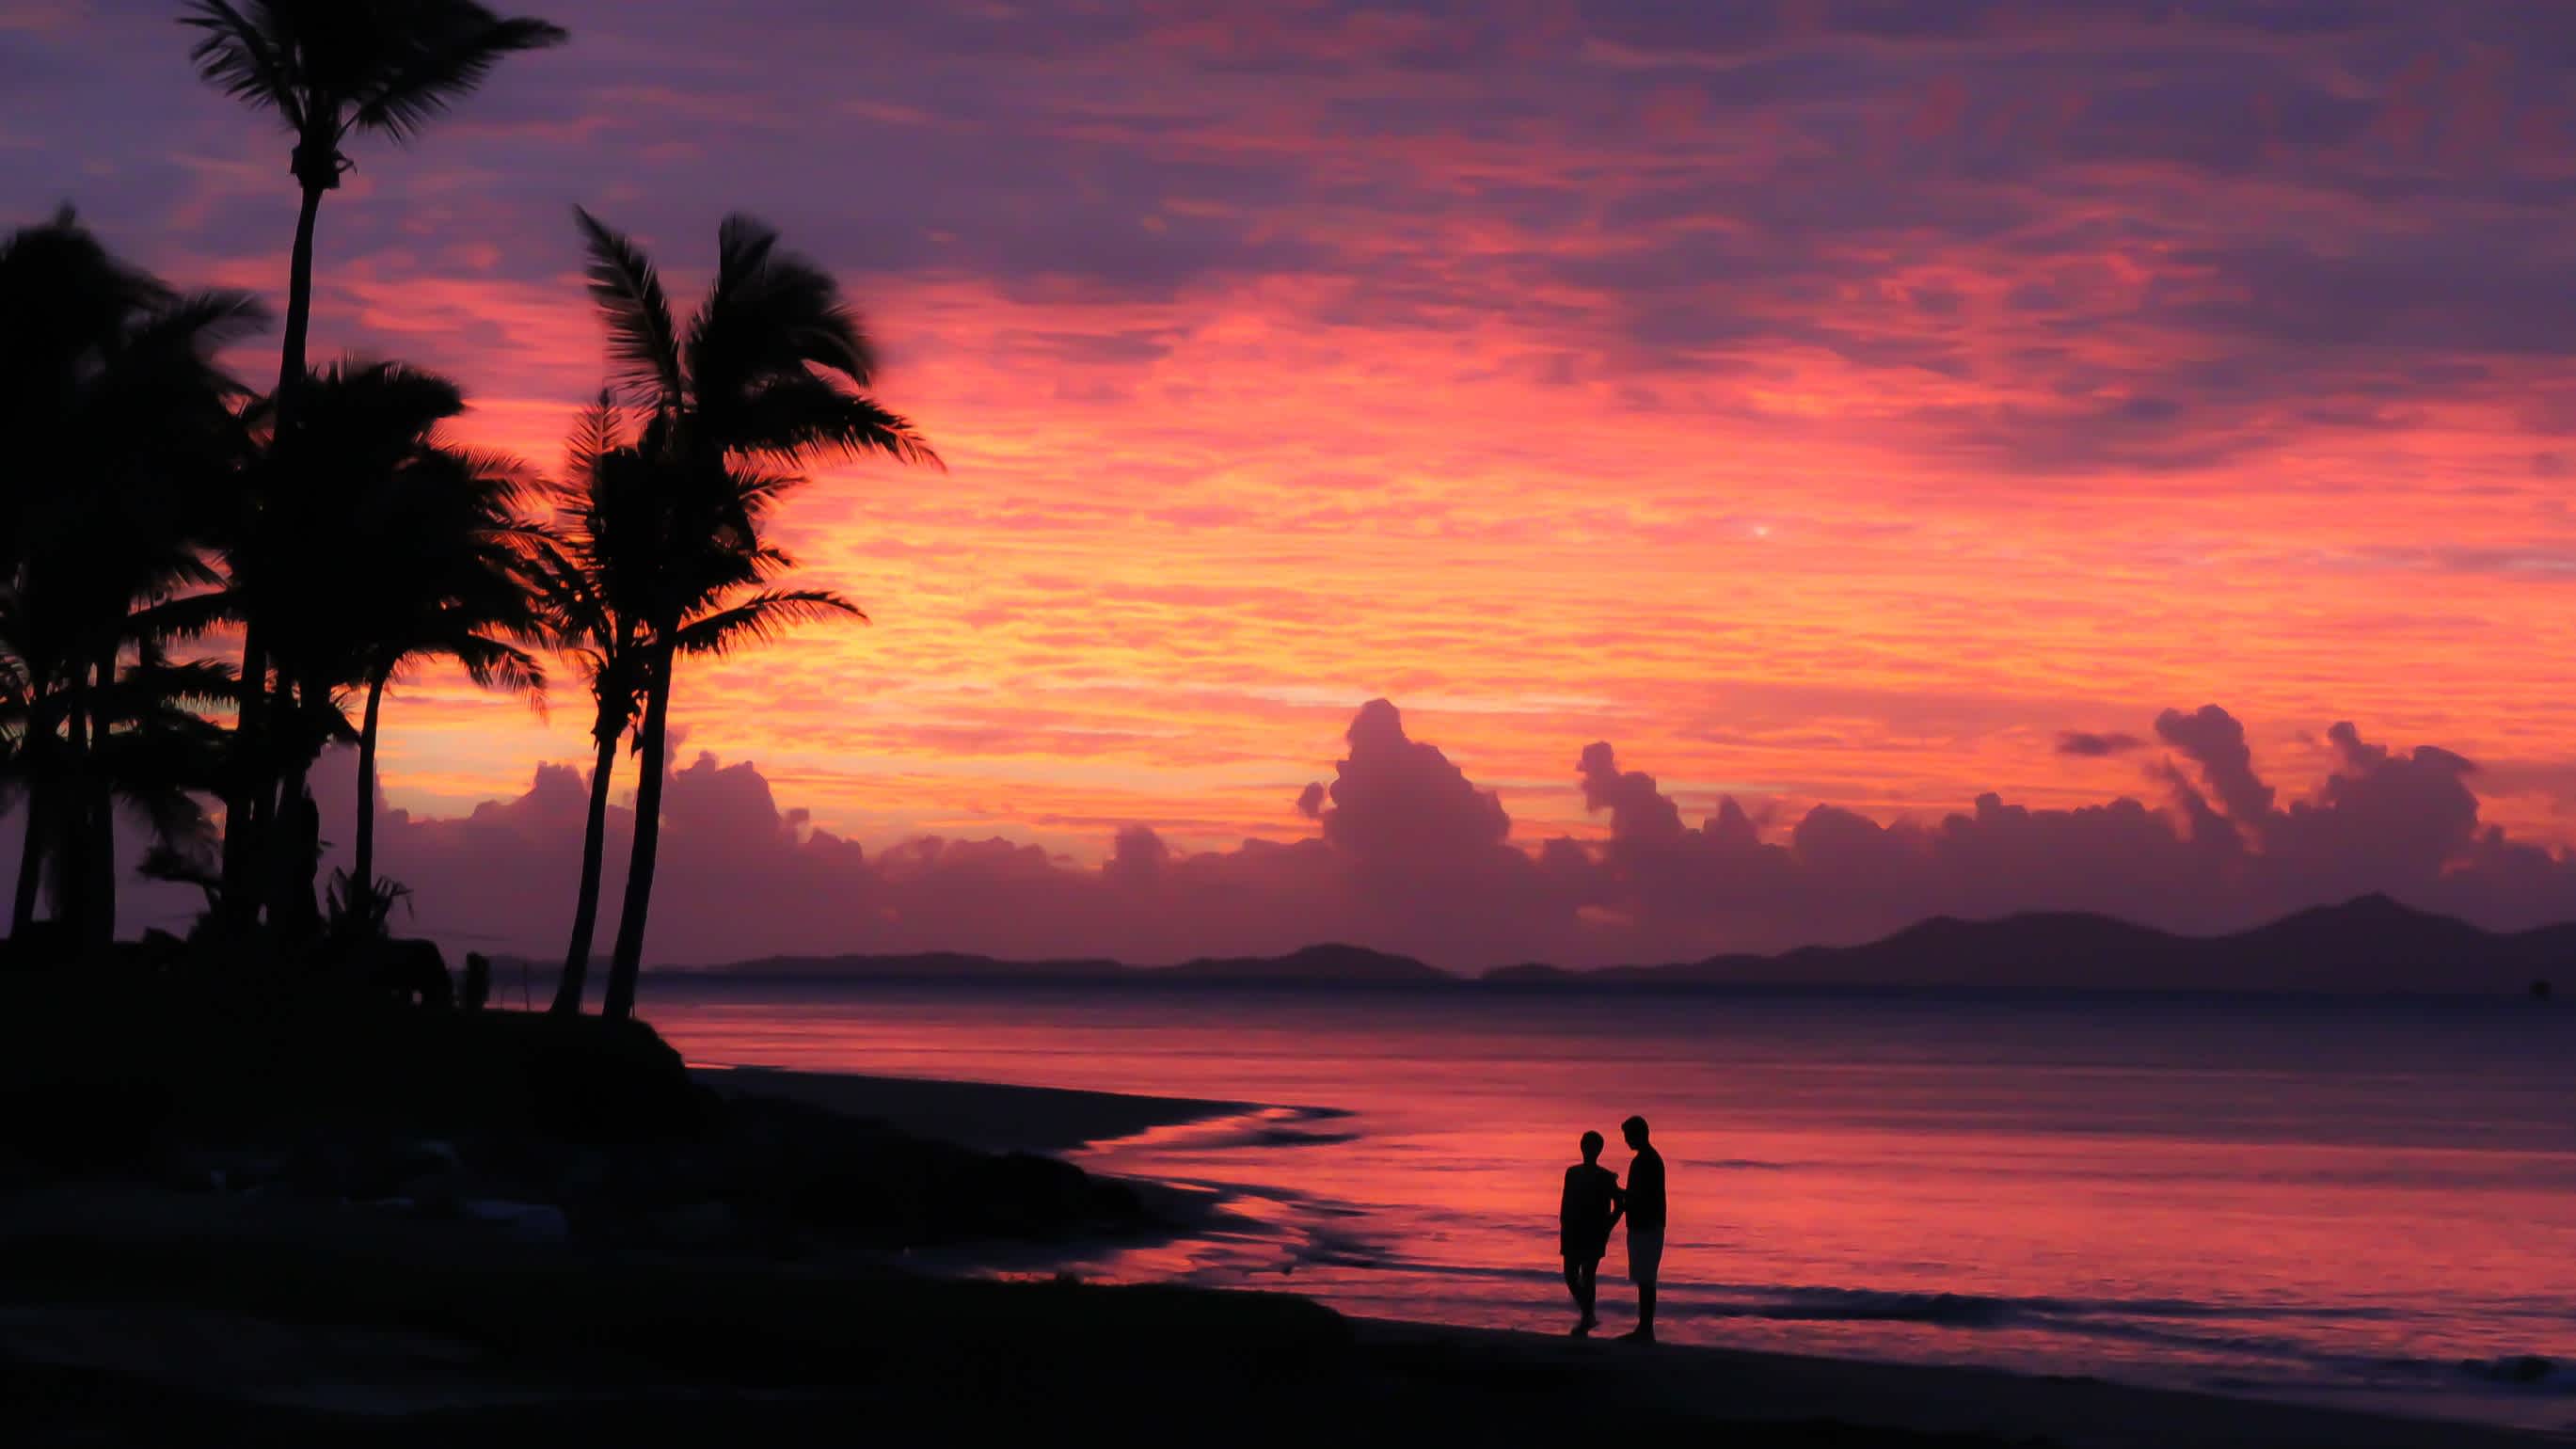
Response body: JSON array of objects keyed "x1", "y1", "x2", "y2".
[
  {"x1": 338, "y1": 437, "x2": 547, "y2": 924},
  {"x1": 0, "y1": 209, "x2": 262, "y2": 949},
  {"x1": 530, "y1": 399, "x2": 873, "y2": 1016},
  {"x1": 244, "y1": 360, "x2": 543, "y2": 937},
  {"x1": 183, "y1": 0, "x2": 566, "y2": 928},
  {"x1": 572, "y1": 208, "x2": 933, "y2": 1019},
  {"x1": 526, "y1": 397, "x2": 651, "y2": 1014}
]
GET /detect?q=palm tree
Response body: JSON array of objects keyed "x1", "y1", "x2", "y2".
[
  {"x1": 245, "y1": 360, "x2": 542, "y2": 937},
  {"x1": 67, "y1": 658, "x2": 238, "y2": 928},
  {"x1": 572, "y1": 208, "x2": 934, "y2": 1019},
  {"x1": 533, "y1": 433, "x2": 862, "y2": 1016},
  {"x1": 340, "y1": 449, "x2": 546, "y2": 922},
  {"x1": 183, "y1": 0, "x2": 566, "y2": 927},
  {"x1": 528, "y1": 398, "x2": 648, "y2": 1014},
  {"x1": 0, "y1": 209, "x2": 261, "y2": 949}
]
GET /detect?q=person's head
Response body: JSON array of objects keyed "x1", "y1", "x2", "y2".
[
  {"x1": 1621, "y1": 1114, "x2": 1650, "y2": 1149},
  {"x1": 1579, "y1": 1130, "x2": 1604, "y2": 1163}
]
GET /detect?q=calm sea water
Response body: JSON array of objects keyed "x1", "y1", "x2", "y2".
[{"x1": 646, "y1": 981, "x2": 2576, "y2": 1432}]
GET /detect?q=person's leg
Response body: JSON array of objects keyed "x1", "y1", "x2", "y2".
[
  {"x1": 1622, "y1": 1230, "x2": 1662, "y2": 1342},
  {"x1": 1578, "y1": 1259, "x2": 1598, "y2": 1321},
  {"x1": 1564, "y1": 1258, "x2": 1582, "y2": 1311}
]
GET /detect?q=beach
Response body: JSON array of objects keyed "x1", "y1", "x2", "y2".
[
  {"x1": 9, "y1": 1062, "x2": 2552, "y2": 1447},
  {"x1": 648, "y1": 979, "x2": 2576, "y2": 1430}
]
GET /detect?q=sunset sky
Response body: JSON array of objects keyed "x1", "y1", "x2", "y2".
[{"x1": 12, "y1": 2, "x2": 2576, "y2": 963}]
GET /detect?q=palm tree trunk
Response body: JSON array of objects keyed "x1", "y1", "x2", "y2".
[
  {"x1": 602, "y1": 642, "x2": 675, "y2": 1022},
  {"x1": 276, "y1": 174, "x2": 325, "y2": 420},
  {"x1": 220, "y1": 174, "x2": 326, "y2": 932},
  {"x1": 12, "y1": 688, "x2": 51, "y2": 938},
  {"x1": 271, "y1": 749, "x2": 315, "y2": 943},
  {"x1": 83, "y1": 649, "x2": 116, "y2": 952},
  {"x1": 217, "y1": 613, "x2": 268, "y2": 932},
  {"x1": 11, "y1": 783, "x2": 45, "y2": 940},
  {"x1": 551, "y1": 716, "x2": 620, "y2": 1016},
  {"x1": 351, "y1": 668, "x2": 388, "y2": 899},
  {"x1": 58, "y1": 666, "x2": 91, "y2": 946},
  {"x1": 266, "y1": 677, "x2": 319, "y2": 944}
]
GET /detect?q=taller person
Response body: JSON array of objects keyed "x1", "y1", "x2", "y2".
[{"x1": 1619, "y1": 1114, "x2": 1665, "y2": 1343}]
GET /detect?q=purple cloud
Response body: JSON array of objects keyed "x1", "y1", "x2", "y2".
[{"x1": 28, "y1": 696, "x2": 2576, "y2": 972}]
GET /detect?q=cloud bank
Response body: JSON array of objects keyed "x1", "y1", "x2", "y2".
[{"x1": 44, "y1": 698, "x2": 2575, "y2": 972}]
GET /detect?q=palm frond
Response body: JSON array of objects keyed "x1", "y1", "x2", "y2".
[
  {"x1": 128, "y1": 290, "x2": 271, "y2": 377},
  {"x1": 687, "y1": 214, "x2": 883, "y2": 405},
  {"x1": 574, "y1": 207, "x2": 685, "y2": 406},
  {"x1": 110, "y1": 659, "x2": 241, "y2": 714},
  {"x1": 563, "y1": 389, "x2": 626, "y2": 480},
  {"x1": 724, "y1": 377, "x2": 943, "y2": 468},
  {"x1": 180, "y1": 0, "x2": 307, "y2": 131},
  {"x1": 444, "y1": 633, "x2": 547, "y2": 698},
  {"x1": 349, "y1": 12, "x2": 570, "y2": 143},
  {"x1": 669, "y1": 589, "x2": 866, "y2": 658}
]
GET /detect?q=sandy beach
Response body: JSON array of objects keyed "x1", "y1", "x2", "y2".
[
  {"x1": 718, "y1": 1067, "x2": 2572, "y2": 1449},
  {"x1": 13, "y1": 1066, "x2": 2532, "y2": 1447}
]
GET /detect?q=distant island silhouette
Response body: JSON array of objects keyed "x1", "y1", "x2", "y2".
[{"x1": 621, "y1": 894, "x2": 2568, "y2": 996}]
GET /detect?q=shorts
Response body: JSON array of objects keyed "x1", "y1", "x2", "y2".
[{"x1": 1627, "y1": 1226, "x2": 1664, "y2": 1284}]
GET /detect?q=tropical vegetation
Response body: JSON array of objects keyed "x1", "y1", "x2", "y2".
[{"x1": 0, "y1": 6, "x2": 937, "y2": 1023}]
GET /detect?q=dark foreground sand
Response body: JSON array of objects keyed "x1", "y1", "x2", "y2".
[{"x1": 2, "y1": 1070, "x2": 2560, "y2": 1448}]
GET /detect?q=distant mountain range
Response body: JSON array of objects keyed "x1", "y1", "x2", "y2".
[
  {"x1": 651, "y1": 895, "x2": 2570, "y2": 996},
  {"x1": 1490, "y1": 894, "x2": 2573, "y2": 995}
]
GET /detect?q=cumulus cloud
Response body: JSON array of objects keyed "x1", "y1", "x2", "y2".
[
  {"x1": 2155, "y1": 704, "x2": 2277, "y2": 828},
  {"x1": 1314, "y1": 698, "x2": 1510, "y2": 866},
  {"x1": 28, "y1": 695, "x2": 2575, "y2": 973}
]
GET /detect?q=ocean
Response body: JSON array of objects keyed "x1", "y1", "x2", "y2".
[{"x1": 646, "y1": 980, "x2": 2576, "y2": 1432}]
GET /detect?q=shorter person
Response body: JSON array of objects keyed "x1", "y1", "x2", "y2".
[{"x1": 1559, "y1": 1129, "x2": 1624, "y2": 1335}]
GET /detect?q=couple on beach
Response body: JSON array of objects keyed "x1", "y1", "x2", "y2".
[{"x1": 1559, "y1": 1114, "x2": 1665, "y2": 1341}]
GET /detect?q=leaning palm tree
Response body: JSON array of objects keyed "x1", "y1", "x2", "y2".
[
  {"x1": 528, "y1": 398, "x2": 650, "y2": 1014},
  {"x1": 573, "y1": 208, "x2": 934, "y2": 1019},
  {"x1": 183, "y1": 0, "x2": 566, "y2": 927},
  {"x1": 533, "y1": 444, "x2": 862, "y2": 1016}
]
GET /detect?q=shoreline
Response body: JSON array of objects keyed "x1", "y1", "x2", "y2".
[
  {"x1": 0, "y1": 1187, "x2": 2554, "y2": 1447},
  {"x1": 690, "y1": 1063, "x2": 1251, "y2": 1154},
  {"x1": 4, "y1": 1060, "x2": 2564, "y2": 1446},
  {"x1": 678, "y1": 1066, "x2": 2564, "y2": 1447}
]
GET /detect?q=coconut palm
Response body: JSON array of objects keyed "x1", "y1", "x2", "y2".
[
  {"x1": 244, "y1": 360, "x2": 542, "y2": 937},
  {"x1": 0, "y1": 209, "x2": 261, "y2": 948},
  {"x1": 533, "y1": 439, "x2": 863, "y2": 1016},
  {"x1": 527, "y1": 398, "x2": 650, "y2": 1014},
  {"x1": 181, "y1": 1, "x2": 568, "y2": 416},
  {"x1": 338, "y1": 448, "x2": 547, "y2": 924},
  {"x1": 183, "y1": 0, "x2": 567, "y2": 926},
  {"x1": 572, "y1": 208, "x2": 933, "y2": 1019}
]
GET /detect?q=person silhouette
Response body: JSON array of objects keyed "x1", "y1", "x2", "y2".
[
  {"x1": 1559, "y1": 1130, "x2": 1624, "y2": 1335},
  {"x1": 1618, "y1": 1114, "x2": 1665, "y2": 1343}
]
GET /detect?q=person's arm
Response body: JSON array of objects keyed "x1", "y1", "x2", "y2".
[{"x1": 1605, "y1": 1176, "x2": 1625, "y2": 1233}]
